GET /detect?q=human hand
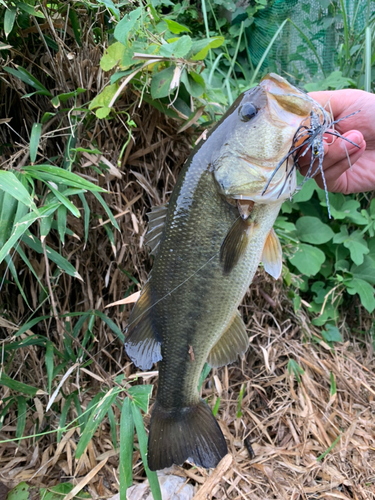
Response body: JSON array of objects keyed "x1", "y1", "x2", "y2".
[{"x1": 298, "y1": 89, "x2": 375, "y2": 194}]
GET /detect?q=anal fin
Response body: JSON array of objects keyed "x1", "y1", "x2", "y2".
[
  {"x1": 124, "y1": 282, "x2": 162, "y2": 370},
  {"x1": 262, "y1": 228, "x2": 282, "y2": 279},
  {"x1": 145, "y1": 203, "x2": 168, "y2": 256},
  {"x1": 207, "y1": 311, "x2": 249, "y2": 368}
]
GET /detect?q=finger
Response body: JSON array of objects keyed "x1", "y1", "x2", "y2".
[
  {"x1": 313, "y1": 138, "x2": 366, "y2": 192},
  {"x1": 308, "y1": 90, "x2": 365, "y2": 122}
]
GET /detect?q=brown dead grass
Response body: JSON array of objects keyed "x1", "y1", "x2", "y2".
[{"x1": 1, "y1": 5, "x2": 375, "y2": 500}]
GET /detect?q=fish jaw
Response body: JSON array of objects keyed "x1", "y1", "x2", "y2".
[{"x1": 212, "y1": 73, "x2": 313, "y2": 203}]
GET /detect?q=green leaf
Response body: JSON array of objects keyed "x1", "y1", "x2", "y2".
[
  {"x1": 3, "y1": 67, "x2": 51, "y2": 96},
  {"x1": 151, "y1": 66, "x2": 175, "y2": 99},
  {"x1": 351, "y1": 256, "x2": 375, "y2": 285},
  {"x1": 41, "y1": 482, "x2": 90, "y2": 500},
  {"x1": 5, "y1": 254, "x2": 30, "y2": 308},
  {"x1": 107, "y1": 406, "x2": 118, "y2": 450},
  {"x1": 17, "y1": 2, "x2": 45, "y2": 17},
  {"x1": 164, "y1": 19, "x2": 191, "y2": 34},
  {"x1": 16, "y1": 396, "x2": 27, "y2": 439},
  {"x1": 45, "y1": 341, "x2": 54, "y2": 394},
  {"x1": 75, "y1": 389, "x2": 118, "y2": 458},
  {"x1": 47, "y1": 183, "x2": 80, "y2": 218},
  {"x1": 23, "y1": 165, "x2": 105, "y2": 192},
  {"x1": 0, "y1": 372, "x2": 40, "y2": 396},
  {"x1": 131, "y1": 403, "x2": 162, "y2": 500},
  {"x1": 191, "y1": 37, "x2": 225, "y2": 60},
  {"x1": 292, "y1": 178, "x2": 316, "y2": 203},
  {"x1": 94, "y1": 310, "x2": 124, "y2": 342},
  {"x1": 6, "y1": 482, "x2": 41, "y2": 500},
  {"x1": 288, "y1": 243, "x2": 325, "y2": 277},
  {"x1": 89, "y1": 83, "x2": 119, "y2": 111},
  {"x1": 92, "y1": 191, "x2": 120, "y2": 230},
  {"x1": 346, "y1": 278, "x2": 375, "y2": 313},
  {"x1": 340, "y1": 200, "x2": 368, "y2": 225},
  {"x1": 287, "y1": 359, "x2": 304, "y2": 383},
  {"x1": 296, "y1": 216, "x2": 334, "y2": 244},
  {"x1": 128, "y1": 385, "x2": 153, "y2": 413},
  {"x1": 51, "y1": 88, "x2": 86, "y2": 107},
  {"x1": 4, "y1": 6, "x2": 17, "y2": 38},
  {"x1": 159, "y1": 35, "x2": 192, "y2": 58},
  {"x1": 22, "y1": 231, "x2": 83, "y2": 280},
  {"x1": 114, "y1": 7, "x2": 142, "y2": 43},
  {"x1": 322, "y1": 324, "x2": 342, "y2": 343},
  {"x1": 0, "y1": 171, "x2": 37, "y2": 212},
  {"x1": 101, "y1": 42, "x2": 126, "y2": 71},
  {"x1": 198, "y1": 362, "x2": 211, "y2": 391},
  {"x1": 29, "y1": 123, "x2": 42, "y2": 163},
  {"x1": 119, "y1": 397, "x2": 134, "y2": 499},
  {"x1": 57, "y1": 394, "x2": 74, "y2": 441},
  {"x1": 96, "y1": 106, "x2": 111, "y2": 119},
  {"x1": 333, "y1": 227, "x2": 369, "y2": 266},
  {"x1": 180, "y1": 69, "x2": 205, "y2": 98},
  {"x1": 0, "y1": 204, "x2": 59, "y2": 265}
]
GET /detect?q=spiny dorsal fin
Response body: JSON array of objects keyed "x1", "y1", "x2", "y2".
[
  {"x1": 262, "y1": 228, "x2": 282, "y2": 279},
  {"x1": 124, "y1": 282, "x2": 162, "y2": 370},
  {"x1": 207, "y1": 311, "x2": 249, "y2": 368},
  {"x1": 220, "y1": 217, "x2": 256, "y2": 275},
  {"x1": 145, "y1": 203, "x2": 169, "y2": 256}
]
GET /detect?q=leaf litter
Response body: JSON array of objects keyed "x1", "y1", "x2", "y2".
[{"x1": 1, "y1": 9, "x2": 375, "y2": 500}]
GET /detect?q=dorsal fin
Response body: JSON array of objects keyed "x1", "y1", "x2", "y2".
[
  {"x1": 262, "y1": 228, "x2": 282, "y2": 279},
  {"x1": 145, "y1": 203, "x2": 169, "y2": 256},
  {"x1": 207, "y1": 311, "x2": 249, "y2": 368},
  {"x1": 124, "y1": 282, "x2": 162, "y2": 370},
  {"x1": 220, "y1": 217, "x2": 256, "y2": 275}
]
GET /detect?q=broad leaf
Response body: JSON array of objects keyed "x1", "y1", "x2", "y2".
[
  {"x1": 288, "y1": 243, "x2": 325, "y2": 277},
  {"x1": 346, "y1": 278, "x2": 375, "y2": 313},
  {"x1": 151, "y1": 66, "x2": 175, "y2": 99},
  {"x1": 296, "y1": 216, "x2": 334, "y2": 244},
  {"x1": 159, "y1": 35, "x2": 192, "y2": 58}
]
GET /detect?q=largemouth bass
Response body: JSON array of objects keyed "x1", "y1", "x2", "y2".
[{"x1": 125, "y1": 74, "x2": 316, "y2": 471}]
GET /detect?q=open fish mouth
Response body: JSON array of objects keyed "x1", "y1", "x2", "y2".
[{"x1": 262, "y1": 96, "x2": 361, "y2": 216}]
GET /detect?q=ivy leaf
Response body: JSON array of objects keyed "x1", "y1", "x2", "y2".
[
  {"x1": 288, "y1": 243, "x2": 325, "y2": 277},
  {"x1": 292, "y1": 178, "x2": 316, "y2": 202},
  {"x1": 159, "y1": 36, "x2": 192, "y2": 58},
  {"x1": 296, "y1": 216, "x2": 334, "y2": 244},
  {"x1": 346, "y1": 278, "x2": 375, "y2": 313}
]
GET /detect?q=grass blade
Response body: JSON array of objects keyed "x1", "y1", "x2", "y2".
[
  {"x1": 119, "y1": 397, "x2": 134, "y2": 500},
  {"x1": 75, "y1": 389, "x2": 118, "y2": 458},
  {"x1": 45, "y1": 341, "x2": 54, "y2": 394},
  {"x1": 16, "y1": 396, "x2": 27, "y2": 439},
  {"x1": 0, "y1": 372, "x2": 39, "y2": 396},
  {"x1": 92, "y1": 192, "x2": 120, "y2": 231},
  {"x1": 29, "y1": 123, "x2": 42, "y2": 163},
  {"x1": 23, "y1": 165, "x2": 105, "y2": 192},
  {"x1": 131, "y1": 402, "x2": 161, "y2": 500}
]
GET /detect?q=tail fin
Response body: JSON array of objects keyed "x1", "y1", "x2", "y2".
[{"x1": 147, "y1": 399, "x2": 228, "y2": 471}]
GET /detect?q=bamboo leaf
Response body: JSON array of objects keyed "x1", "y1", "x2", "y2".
[
  {"x1": 16, "y1": 396, "x2": 27, "y2": 439},
  {"x1": 4, "y1": 6, "x2": 17, "y2": 38},
  {"x1": 0, "y1": 372, "x2": 40, "y2": 396},
  {"x1": 75, "y1": 389, "x2": 118, "y2": 458},
  {"x1": 131, "y1": 403, "x2": 162, "y2": 500},
  {"x1": 119, "y1": 397, "x2": 134, "y2": 500},
  {"x1": 0, "y1": 171, "x2": 38, "y2": 212},
  {"x1": 30, "y1": 123, "x2": 42, "y2": 163},
  {"x1": 45, "y1": 341, "x2": 54, "y2": 394}
]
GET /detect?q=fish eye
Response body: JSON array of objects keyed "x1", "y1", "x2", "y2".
[{"x1": 239, "y1": 102, "x2": 258, "y2": 122}]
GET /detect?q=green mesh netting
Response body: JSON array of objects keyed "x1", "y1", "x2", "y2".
[{"x1": 245, "y1": 0, "x2": 374, "y2": 84}]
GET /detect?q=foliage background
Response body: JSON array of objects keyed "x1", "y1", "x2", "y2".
[{"x1": 0, "y1": 0, "x2": 375, "y2": 498}]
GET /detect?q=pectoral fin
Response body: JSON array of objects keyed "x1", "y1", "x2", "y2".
[
  {"x1": 220, "y1": 217, "x2": 255, "y2": 275},
  {"x1": 262, "y1": 228, "x2": 282, "y2": 279},
  {"x1": 207, "y1": 311, "x2": 249, "y2": 368},
  {"x1": 145, "y1": 203, "x2": 168, "y2": 256},
  {"x1": 124, "y1": 282, "x2": 162, "y2": 370}
]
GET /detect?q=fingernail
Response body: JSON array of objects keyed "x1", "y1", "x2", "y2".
[{"x1": 342, "y1": 132, "x2": 363, "y2": 150}]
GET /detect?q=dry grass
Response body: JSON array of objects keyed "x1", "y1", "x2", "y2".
[{"x1": 1, "y1": 5, "x2": 375, "y2": 499}]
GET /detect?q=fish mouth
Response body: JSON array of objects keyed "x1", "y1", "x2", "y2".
[{"x1": 216, "y1": 156, "x2": 297, "y2": 204}]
